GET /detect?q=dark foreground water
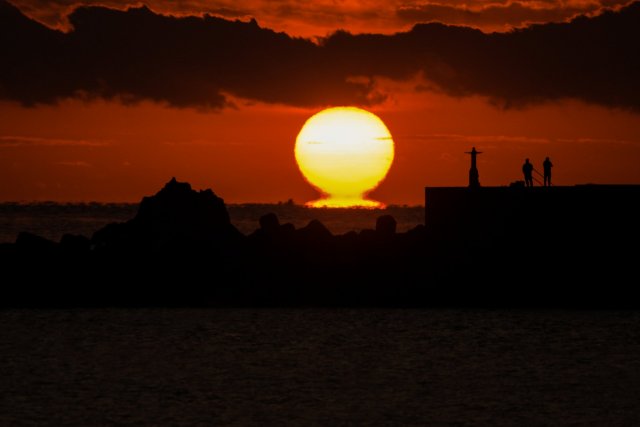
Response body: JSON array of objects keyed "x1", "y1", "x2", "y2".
[{"x1": 2, "y1": 309, "x2": 639, "y2": 426}]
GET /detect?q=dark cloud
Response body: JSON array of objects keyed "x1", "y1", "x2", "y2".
[
  {"x1": 1, "y1": 0, "x2": 639, "y2": 110},
  {"x1": 8, "y1": 0, "x2": 252, "y2": 29},
  {"x1": 0, "y1": 1, "x2": 375, "y2": 108},
  {"x1": 397, "y1": 2, "x2": 592, "y2": 29},
  {"x1": 9, "y1": 1, "x2": 632, "y2": 34},
  {"x1": 5, "y1": 0, "x2": 398, "y2": 37}
]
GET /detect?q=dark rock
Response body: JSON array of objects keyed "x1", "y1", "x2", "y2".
[
  {"x1": 248, "y1": 214, "x2": 292, "y2": 244},
  {"x1": 259, "y1": 213, "x2": 280, "y2": 234},
  {"x1": 376, "y1": 215, "x2": 397, "y2": 237},
  {"x1": 276, "y1": 223, "x2": 296, "y2": 244},
  {"x1": 0, "y1": 242, "x2": 15, "y2": 256},
  {"x1": 91, "y1": 222, "x2": 133, "y2": 252},
  {"x1": 335, "y1": 230, "x2": 359, "y2": 252},
  {"x1": 280, "y1": 223, "x2": 296, "y2": 235},
  {"x1": 296, "y1": 219, "x2": 332, "y2": 243},
  {"x1": 359, "y1": 229, "x2": 376, "y2": 239},
  {"x1": 340, "y1": 230, "x2": 358, "y2": 240},
  {"x1": 15, "y1": 232, "x2": 57, "y2": 250},
  {"x1": 92, "y1": 177, "x2": 242, "y2": 252},
  {"x1": 60, "y1": 234, "x2": 91, "y2": 254}
]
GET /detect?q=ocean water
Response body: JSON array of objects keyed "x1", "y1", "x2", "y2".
[
  {"x1": 0, "y1": 203, "x2": 136, "y2": 244},
  {"x1": 3, "y1": 205, "x2": 638, "y2": 425},
  {"x1": 1, "y1": 309, "x2": 639, "y2": 425},
  {"x1": 0, "y1": 203, "x2": 424, "y2": 243}
]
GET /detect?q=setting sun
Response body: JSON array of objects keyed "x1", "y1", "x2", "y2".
[{"x1": 295, "y1": 107, "x2": 395, "y2": 208}]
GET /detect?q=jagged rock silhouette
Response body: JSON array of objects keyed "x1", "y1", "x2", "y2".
[
  {"x1": 92, "y1": 177, "x2": 242, "y2": 252},
  {"x1": 5, "y1": 178, "x2": 640, "y2": 308}
]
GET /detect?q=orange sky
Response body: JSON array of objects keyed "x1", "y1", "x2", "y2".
[
  {"x1": 1, "y1": 1, "x2": 640, "y2": 205},
  {"x1": 2, "y1": 93, "x2": 639, "y2": 205}
]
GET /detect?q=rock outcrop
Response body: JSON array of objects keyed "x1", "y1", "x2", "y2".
[{"x1": 92, "y1": 177, "x2": 242, "y2": 252}]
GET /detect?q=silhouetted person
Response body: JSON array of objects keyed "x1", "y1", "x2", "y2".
[
  {"x1": 522, "y1": 158, "x2": 534, "y2": 187},
  {"x1": 543, "y1": 157, "x2": 553, "y2": 186},
  {"x1": 465, "y1": 147, "x2": 482, "y2": 188}
]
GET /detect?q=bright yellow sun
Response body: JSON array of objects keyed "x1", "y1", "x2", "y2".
[{"x1": 295, "y1": 107, "x2": 395, "y2": 208}]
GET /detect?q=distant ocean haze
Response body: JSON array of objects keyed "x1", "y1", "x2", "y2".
[{"x1": 0, "y1": 203, "x2": 425, "y2": 243}]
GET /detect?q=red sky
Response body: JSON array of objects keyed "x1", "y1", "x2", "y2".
[
  {"x1": 9, "y1": 0, "x2": 636, "y2": 37},
  {"x1": 1, "y1": 0, "x2": 639, "y2": 205}
]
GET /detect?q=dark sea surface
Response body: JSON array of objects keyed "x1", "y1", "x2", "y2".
[
  {"x1": 2, "y1": 309, "x2": 640, "y2": 425},
  {"x1": 0, "y1": 203, "x2": 425, "y2": 243},
  {"x1": 3, "y1": 205, "x2": 639, "y2": 425}
]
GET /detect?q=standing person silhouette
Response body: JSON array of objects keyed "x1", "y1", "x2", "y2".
[
  {"x1": 522, "y1": 158, "x2": 534, "y2": 187},
  {"x1": 543, "y1": 156, "x2": 553, "y2": 187}
]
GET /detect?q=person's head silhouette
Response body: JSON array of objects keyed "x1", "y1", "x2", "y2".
[{"x1": 525, "y1": 158, "x2": 530, "y2": 163}]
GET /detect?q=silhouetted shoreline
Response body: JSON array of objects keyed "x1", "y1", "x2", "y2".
[
  {"x1": 0, "y1": 201, "x2": 424, "y2": 242},
  {"x1": 2, "y1": 178, "x2": 639, "y2": 308}
]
